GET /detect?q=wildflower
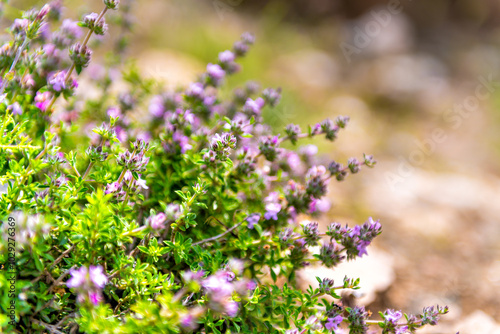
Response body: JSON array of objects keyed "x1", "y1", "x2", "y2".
[
  {"x1": 202, "y1": 271, "x2": 239, "y2": 317},
  {"x1": 243, "y1": 97, "x2": 265, "y2": 115},
  {"x1": 34, "y1": 91, "x2": 52, "y2": 112},
  {"x1": 385, "y1": 309, "x2": 403, "y2": 324},
  {"x1": 67, "y1": 265, "x2": 108, "y2": 306},
  {"x1": 348, "y1": 157, "x2": 361, "y2": 174},
  {"x1": 206, "y1": 63, "x2": 225, "y2": 86},
  {"x1": 82, "y1": 12, "x2": 108, "y2": 35},
  {"x1": 107, "y1": 106, "x2": 121, "y2": 118},
  {"x1": 259, "y1": 135, "x2": 281, "y2": 162},
  {"x1": 246, "y1": 213, "x2": 260, "y2": 229},
  {"x1": 149, "y1": 212, "x2": 167, "y2": 230},
  {"x1": 48, "y1": 71, "x2": 68, "y2": 92},
  {"x1": 318, "y1": 278, "x2": 335, "y2": 294},
  {"x1": 61, "y1": 19, "x2": 83, "y2": 40},
  {"x1": 262, "y1": 87, "x2": 281, "y2": 107},
  {"x1": 335, "y1": 115, "x2": 350, "y2": 128},
  {"x1": 149, "y1": 95, "x2": 165, "y2": 118},
  {"x1": 104, "y1": 0, "x2": 120, "y2": 10},
  {"x1": 264, "y1": 192, "x2": 281, "y2": 220},
  {"x1": 319, "y1": 242, "x2": 345, "y2": 268},
  {"x1": 169, "y1": 131, "x2": 191, "y2": 154},
  {"x1": 302, "y1": 221, "x2": 320, "y2": 246},
  {"x1": 309, "y1": 198, "x2": 331, "y2": 213},
  {"x1": 105, "y1": 182, "x2": 121, "y2": 194},
  {"x1": 285, "y1": 123, "x2": 301, "y2": 144},
  {"x1": 186, "y1": 82, "x2": 204, "y2": 99},
  {"x1": 8, "y1": 102, "x2": 22, "y2": 116},
  {"x1": 218, "y1": 50, "x2": 235, "y2": 63},
  {"x1": 69, "y1": 43, "x2": 92, "y2": 73},
  {"x1": 305, "y1": 165, "x2": 328, "y2": 199},
  {"x1": 325, "y1": 315, "x2": 343, "y2": 330}
]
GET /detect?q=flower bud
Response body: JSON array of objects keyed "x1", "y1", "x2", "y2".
[
  {"x1": 104, "y1": 0, "x2": 120, "y2": 10},
  {"x1": 69, "y1": 43, "x2": 92, "y2": 73}
]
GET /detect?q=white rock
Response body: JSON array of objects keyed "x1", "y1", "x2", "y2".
[
  {"x1": 454, "y1": 310, "x2": 500, "y2": 334},
  {"x1": 298, "y1": 247, "x2": 394, "y2": 305}
]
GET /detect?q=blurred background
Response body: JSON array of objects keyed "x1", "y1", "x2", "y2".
[{"x1": 5, "y1": 0, "x2": 500, "y2": 332}]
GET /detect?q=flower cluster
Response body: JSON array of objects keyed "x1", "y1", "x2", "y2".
[
  {"x1": 66, "y1": 265, "x2": 108, "y2": 305},
  {"x1": 326, "y1": 217, "x2": 382, "y2": 260}
]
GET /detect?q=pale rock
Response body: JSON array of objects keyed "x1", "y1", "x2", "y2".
[
  {"x1": 298, "y1": 247, "x2": 394, "y2": 305},
  {"x1": 454, "y1": 310, "x2": 500, "y2": 334}
]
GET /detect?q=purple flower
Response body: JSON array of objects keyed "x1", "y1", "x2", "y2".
[
  {"x1": 395, "y1": 325, "x2": 409, "y2": 334},
  {"x1": 35, "y1": 91, "x2": 52, "y2": 112},
  {"x1": 150, "y1": 212, "x2": 167, "y2": 230},
  {"x1": 172, "y1": 131, "x2": 192, "y2": 153},
  {"x1": 8, "y1": 102, "x2": 22, "y2": 116},
  {"x1": 206, "y1": 63, "x2": 225, "y2": 80},
  {"x1": 136, "y1": 131, "x2": 152, "y2": 143},
  {"x1": 89, "y1": 265, "x2": 108, "y2": 288},
  {"x1": 246, "y1": 213, "x2": 260, "y2": 229},
  {"x1": 203, "y1": 273, "x2": 234, "y2": 296},
  {"x1": 180, "y1": 313, "x2": 197, "y2": 331},
  {"x1": 241, "y1": 32, "x2": 255, "y2": 44},
  {"x1": 385, "y1": 309, "x2": 403, "y2": 323},
  {"x1": 114, "y1": 126, "x2": 127, "y2": 143},
  {"x1": 309, "y1": 198, "x2": 331, "y2": 213},
  {"x1": 325, "y1": 315, "x2": 343, "y2": 330},
  {"x1": 149, "y1": 95, "x2": 165, "y2": 118},
  {"x1": 243, "y1": 97, "x2": 265, "y2": 115},
  {"x1": 135, "y1": 177, "x2": 148, "y2": 190},
  {"x1": 61, "y1": 19, "x2": 83, "y2": 39},
  {"x1": 67, "y1": 265, "x2": 107, "y2": 306},
  {"x1": 105, "y1": 182, "x2": 121, "y2": 194},
  {"x1": 356, "y1": 240, "x2": 370, "y2": 257},
  {"x1": 264, "y1": 202, "x2": 281, "y2": 220},
  {"x1": 67, "y1": 266, "x2": 88, "y2": 288},
  {"x1": 219, "y1": 50, "x2": 235, "y2": 63},
  {"x1": 203, "y1": 95, "x2": 216, "y2": 106},
  {"x1": 107, "y1": 106, "x2": 121, "y2": 118},
  {"x1": 367, "y1": 216, "x2": 381, "y2": 230},
  {"x1": 48, "y1": 71, "x2": 67, "y2": 92},
  {"x1": 183, "y1": 269, "x2": 205, "y2": 283},
  {"x1": 224, "y1": 301, "x2": 239, "y2": 317},
  {"x1": 187, "y1": 82, "x2": 204, "y2": 98},
  {"x1": 43, "y1": 43, "x2": 57, "y2": 56},
  {"x1": 299, "y1": 144, "x2": 318, "y2": 157},
  {"x1": 88, "y1": 291, "x2": 102, "y2": 305}
]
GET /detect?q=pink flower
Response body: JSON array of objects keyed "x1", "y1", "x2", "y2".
[
  {"x1": 206, "y1": 63, "x2": 225, "y2": 80},
  {"x1": 67, "y1": 266, "x2": 87, "y2": 288},
  {"x1": 243, "y1": 97, "x2": 265, "y2": 115},
  {"x1": 150, "y1": 212, "x2": 167, "y2": 230},
  {"x1": 325, "y1": 315, "x2": 343, "y2": 330},
  {"x1": 89, "y1": 265, "x2": 108, "y2": 288},
  {"x1": 218, "y1": 50, "x2": 235, "y2": 63},
  {"x1": 35, "y1": 91, "x2": 52, "y2": 112}
]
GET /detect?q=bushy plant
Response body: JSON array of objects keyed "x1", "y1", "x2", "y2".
[{"x1": 0, "y1": 1, "x2": 449, "y2": 333}]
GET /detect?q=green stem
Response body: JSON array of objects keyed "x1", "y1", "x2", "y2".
[
  {"x1": 45, "y1": 6, "x2": 108, "y2": 113},
  {"x1": 0, "y1": 37, "x2": 30, "y2": 95}
]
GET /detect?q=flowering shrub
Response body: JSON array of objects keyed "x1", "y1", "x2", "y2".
[{"x1": 0, "y1": 1, "x2": 449, "y2": 333}]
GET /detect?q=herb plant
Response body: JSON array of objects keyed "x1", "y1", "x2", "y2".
[{"x1": 0, "y1": 1, "x2": 449, "y2": 333}]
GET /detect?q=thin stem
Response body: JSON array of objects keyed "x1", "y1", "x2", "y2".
[
  {"x1": 192, "y1": 219, "x2": 244, "y2": 246},
  {"x1": 81, "y1": 162, "x2": 94, "y2": 180},
  {"x1": 0, "y1": 144, "x2": 41, "y2": 150},
  {"x1": 49, "y1": 244, "x2": 76, "y2": 270},
  {"x1": 30, "y1": 318, "x2": 65, "y2": 334},
  {"x1": 0, "y1": 37, "x2": 30, "y2": 95},
  {"x1": 45, "y1": 7, "x2": 108, "y2": 112},
  {"x1": 121, "y1": 225, "x2": 148, "y2": 238}
]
